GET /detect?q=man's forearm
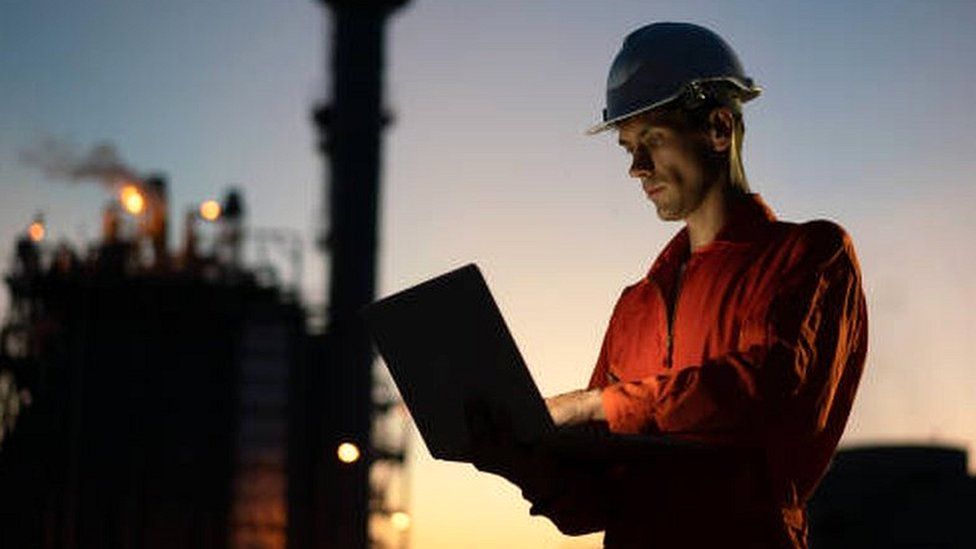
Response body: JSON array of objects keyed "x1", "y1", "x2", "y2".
[{"x1": 545, "y1": 388, "x2": 606, "y2": 426}]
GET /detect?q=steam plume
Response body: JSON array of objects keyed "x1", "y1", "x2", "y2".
[{"x1": 20, "y1": 138, "x2": 139, "y2": 186}]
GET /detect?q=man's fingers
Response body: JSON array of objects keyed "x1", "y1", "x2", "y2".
[
  {"x1": 544, "y1": 397, "x2": 557, "y2": 418},
  {"x1": 545, "y1": 392, "x2": 575, "y2": 425},
  {"x1": 544, "y1": 389, "x2": 604, "y2": 426}
]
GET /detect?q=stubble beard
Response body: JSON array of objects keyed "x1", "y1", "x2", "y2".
[
  {"x1": 649, "y1": 185, "x2": 687, "y2": 221},
  {"x1": 655, "y1": 205, "x2": 683, "y2": 221},
  {"x1": 651, "y1": 172, "x2": 715, "y2": 222}
]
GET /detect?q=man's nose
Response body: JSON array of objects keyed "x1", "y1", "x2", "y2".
[{"x1": 628, "y1": 148, "x2": 653, "y2": 178}]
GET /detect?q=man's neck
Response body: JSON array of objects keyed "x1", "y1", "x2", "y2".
[{"x1": 684, "y1": 184, "x2": 743, "y2": 252}]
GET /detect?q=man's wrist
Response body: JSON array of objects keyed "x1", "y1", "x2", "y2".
[{"x1": 585, "y1": 388, "x2": 606, "y2": 422}]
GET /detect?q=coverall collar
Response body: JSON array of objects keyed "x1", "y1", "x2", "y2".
[{"x1": 648, "y1": 192, "x2": 777, "y2": 285}]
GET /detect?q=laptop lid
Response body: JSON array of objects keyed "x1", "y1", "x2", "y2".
[{"x1": 362, "y1": 264, "x2": 555, "y2": 462}]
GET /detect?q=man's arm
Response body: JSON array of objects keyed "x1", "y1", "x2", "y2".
[
  {"x1": 545, "y1": 388, "x2": 604, "y2": 425},
  {"x1": 549, "y1": 223, "x2": 868, "y2": 442}
]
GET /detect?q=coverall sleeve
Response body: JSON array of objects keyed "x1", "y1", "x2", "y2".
[
  {"x1": 587, "y1": 315, "x2": 614, "y2": 390},
  {"x1": 599, "y1": 224, "x2": 868, "y2": 439},
  {"x1": 587, "y1": 286, "x2": 634, "y2": 390}
]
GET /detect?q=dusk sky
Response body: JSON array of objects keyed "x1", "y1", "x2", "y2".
[{"x1": 2, "y1": 1, "x2": 975, "y2": 547}]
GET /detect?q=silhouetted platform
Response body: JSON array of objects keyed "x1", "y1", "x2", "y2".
[{"x1": 809, "y1": 445, "x2": 976, "y2": 548}]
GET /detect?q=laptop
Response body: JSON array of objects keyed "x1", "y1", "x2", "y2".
[
  {"x1": 362, "y1": 264, "x2": 552, "y2": 461},
  {"x1": 362, "y1": 264, "x2": 697, "y2": 463}
]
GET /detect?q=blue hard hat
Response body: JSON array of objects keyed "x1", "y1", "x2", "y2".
[{"x1": 587, "y1": 22, "x2": 761, "y2": 135}]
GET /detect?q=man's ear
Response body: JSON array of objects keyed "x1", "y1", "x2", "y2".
[{"x1": 707, "y1": 107, "x2": 735, "y2": 153}]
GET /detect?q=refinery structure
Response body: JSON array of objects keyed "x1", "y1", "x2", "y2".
[
  {"x1": 0, "y1": 1, "x2": 412, "y2": 548},
  {"x1": 0, "y1": 171, "x2": 409, "y2": 549}
]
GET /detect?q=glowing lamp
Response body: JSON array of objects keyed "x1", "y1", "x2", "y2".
[
  {"x1": 199, "y1": 200, "x2": 221, "y2": 221},
  {"x1": 119, "y1": 185, "x2": 146, "y2": 215},
  {"x1": 28, "y1": 222, "x2": 45, "y2": 242},
  {"x1": 390, "y1": 511, "x2": 411, "y2": 531},
  {"x1": 337, "y1": 442, "x2": 361, "y2": 464}
]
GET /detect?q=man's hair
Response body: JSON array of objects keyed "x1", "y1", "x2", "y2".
[{"x1": 663, "y1": 82, "x2": 751, "y2": 194}]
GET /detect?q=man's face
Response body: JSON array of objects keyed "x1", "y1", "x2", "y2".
[{"x1": 616, "y1": 110, "x2": 714, "y2": 221}]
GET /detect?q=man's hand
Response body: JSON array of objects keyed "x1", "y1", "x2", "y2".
[
  {"x1": 464, "y1": 399, "x2": 539, "y2": 483},
  {"x1": 463, "y1": 398, "x2": 610, "y2": 535},
  {"x1": 545, "y1": 388, "x2": 605, "y2": 427}
]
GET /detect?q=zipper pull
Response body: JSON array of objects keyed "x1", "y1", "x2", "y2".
[{"x1": 665, "y1": 331, "x2": 673, "y2": 368}]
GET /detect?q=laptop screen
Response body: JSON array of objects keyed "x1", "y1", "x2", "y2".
[{"x1": 362, "y1": 264, "x2": 554, "y2": 462}]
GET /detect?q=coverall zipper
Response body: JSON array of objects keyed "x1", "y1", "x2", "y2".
[{"x1": 665, "y1": 262, "x2": 688, "y2": 368}]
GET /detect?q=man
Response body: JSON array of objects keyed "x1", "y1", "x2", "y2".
[{"x1": 470, "y1": 22, "x2": 868, "y2": 548}]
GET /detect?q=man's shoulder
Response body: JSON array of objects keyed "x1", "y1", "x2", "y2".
[
  {"x1": 772, "y1": 218, "x2": 860, "y2": 274},
  {"x1": 797, "y1": 218, "x2": 851, "y2": 244},
  {"x1": 618, "y1": 276, "x2": 649, "y2": 301}
]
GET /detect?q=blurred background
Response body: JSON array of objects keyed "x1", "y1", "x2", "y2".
[{"x1": 1, "y1": 1, "x2": 975, "y2": 548}]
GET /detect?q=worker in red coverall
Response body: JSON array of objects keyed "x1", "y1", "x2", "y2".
[{"x1": 467, "y1": 22, "x2": 868, "y2": 548}]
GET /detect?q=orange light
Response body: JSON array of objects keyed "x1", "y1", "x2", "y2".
[
  {"x1": 337, "y1": 442, "x2": 361, "y2": 464},
  {"x1": 390, "y1": 511, "x2": 411, "y2": 531},
  {"x1": 119, "y1": 185, "x2": 146, "y2": 215},
  {"x1": 28, "y1": 222, "x2": 45, "y2": 242},
  {"x1": 199, "y1": 200, "x2": 221, "y2": 222}
]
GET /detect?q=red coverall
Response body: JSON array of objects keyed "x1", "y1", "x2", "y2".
[{"x1": 527, "y1": 194, "x2": 868, "y2": 547}]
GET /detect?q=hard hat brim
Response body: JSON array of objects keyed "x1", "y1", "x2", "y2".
[{"x1": 585, "y1": 79, "x2": 761, "y2": 136}]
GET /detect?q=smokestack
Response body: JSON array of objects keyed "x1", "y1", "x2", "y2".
[
  {"x1": 311, "y1": 1, "x2": 410, "y2": 548},
  {"x1": 181, "y1": 208, "x2": 199, "y2": 267},
  {"x1": 144, "y1": 174, "x2": 169, "y2": 269},
  {"x1": 219, "y1": 188, "x2": 245, "y2": 270},
  {"x1": 102, "y1": 202, "x2": 121, "y2": 244}
]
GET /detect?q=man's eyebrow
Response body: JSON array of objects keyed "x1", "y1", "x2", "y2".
[
  {"x1": 639, "y1": 127, "x2": 660, "y2": 141},
  {"x1": 618, "y1": 128, "x2": 660, "y2": 148}
]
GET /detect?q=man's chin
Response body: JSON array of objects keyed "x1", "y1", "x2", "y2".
[{"x1": 652, "y1": 204, "x2": 683, "y2": 221}]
